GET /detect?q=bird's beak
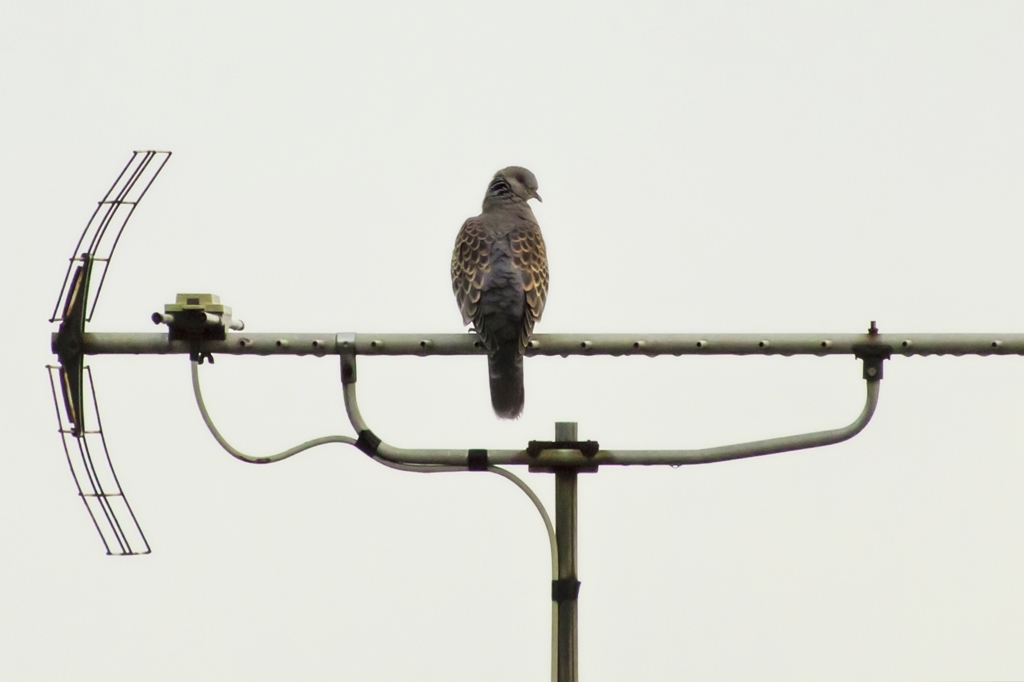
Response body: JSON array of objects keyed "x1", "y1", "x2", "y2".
[{"x1": 533, "y1": 191, "x2": 543, "y2": 203}]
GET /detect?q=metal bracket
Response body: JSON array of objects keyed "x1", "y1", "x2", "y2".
[
  {"x1": 338, "y1": 333, "x2": 357, "y2": 384},
  {"x1": 527, "y1": 440, "x2": 601, "y2": 473},
  {"x1": 853, "y1": 321, "x2": 892, "y2": 381},
  {"x1": 51, "y1": 254, "x2": 92, "y2": 436}
]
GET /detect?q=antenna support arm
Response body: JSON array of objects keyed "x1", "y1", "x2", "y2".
[{"x1": 336, "y1": 335, "x2": 884, "y2": 469}]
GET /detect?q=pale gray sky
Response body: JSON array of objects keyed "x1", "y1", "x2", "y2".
[{"x1": 3, "y1": 2, "x2": 1024, "y2": 680}]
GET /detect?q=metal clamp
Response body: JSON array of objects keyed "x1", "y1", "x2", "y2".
[
  {"x1": 852, "y1": 320, "x2": 891, "y2": 381},
  {"x1": 527, "y1": 439, "x2": 601, "y2": 473}
]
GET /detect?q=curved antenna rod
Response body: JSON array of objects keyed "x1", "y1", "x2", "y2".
[
  {"x1": 50, "y1": 150, "x2": 171, "y2": 324},
  {"x1": 603, "y1": 380, "x2": 879, "y2": 465},
  {"x1": 46, "y1": 151, "x2": 170, "y2": 555},
  {"x1": 51, "y1": 153, "x2": 172, "y2": 435},
  {"x1": 46, "y1": 365, "x2": 150, "y2": 555},
  {"x1": 338, "y1": 346, "x2": 882, "y2": 468}
]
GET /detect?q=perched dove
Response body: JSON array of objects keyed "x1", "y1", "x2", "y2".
[{"x1": 451, "y1": 167, "x2": 548, "y2": 419}]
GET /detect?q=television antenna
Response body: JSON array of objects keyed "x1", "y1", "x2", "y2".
[{"x1": 48, "y1": 152, "x2": 1024, "y2": 682}]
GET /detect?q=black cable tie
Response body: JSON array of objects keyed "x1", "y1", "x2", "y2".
[
  {"x1": 527, "y1": 440, "x2": 600, "y2": 457},
  {"x1": 467, "y1": 449, "x2": 489, "y2": 471},
  {"x1": 355, "y1": 429, "x2": 381, "y2": 456},
  {"x1": 551, "y1": 578, "x2": 581, "y2": 602}
]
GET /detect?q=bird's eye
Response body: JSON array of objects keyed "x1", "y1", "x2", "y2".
[{"x1": 515, "y1": 174, "x2": 525, "y2": 184}]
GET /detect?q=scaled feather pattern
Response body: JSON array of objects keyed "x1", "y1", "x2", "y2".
[{"x1": 451, "y1": 166, "x2": 548, "y2": 418}]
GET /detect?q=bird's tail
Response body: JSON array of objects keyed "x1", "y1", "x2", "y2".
[{"x1": 488, "y1": 347, "x2": 525, "y2": 419}]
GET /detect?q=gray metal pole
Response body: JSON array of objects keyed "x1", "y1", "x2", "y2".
[
  {"x1": 70, "y1": 330, "x2": 1024, "y2": 358},
  {"x1": 555, "y1": 421, "x2": 579, "y2": 682}
]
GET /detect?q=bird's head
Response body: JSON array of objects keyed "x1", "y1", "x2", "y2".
[{"x1": 484, "y1": 166, "x2": 542, "y2": 210}]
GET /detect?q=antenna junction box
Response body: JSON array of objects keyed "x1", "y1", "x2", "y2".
[{"x1": 152, "y1": 293, "x2": 244, "y2": 341}]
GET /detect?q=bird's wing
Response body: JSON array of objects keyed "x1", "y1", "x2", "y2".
[
  {"x1": 509, "y1": 222, "x2": 549, "y2": 351},
  {"x1": 451, "y1": 216, "x2": 493, "y2": 328}
]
